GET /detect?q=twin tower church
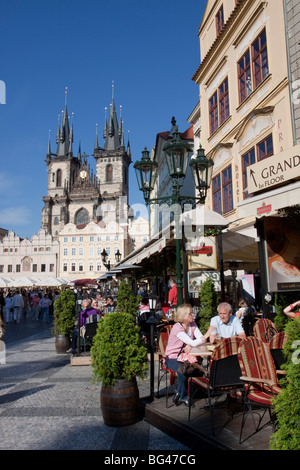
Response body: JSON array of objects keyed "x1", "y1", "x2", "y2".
[
  {"x1": 0, "y1": 86, "x2": 149, "y2": 280},
  {"x1": 42, "y1": 85, "x2": 132, "y2": 239}
]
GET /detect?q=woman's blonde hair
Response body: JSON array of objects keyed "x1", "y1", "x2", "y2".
[{"x1": 175, "y1": 303, "x2": 193, "y2": 323}]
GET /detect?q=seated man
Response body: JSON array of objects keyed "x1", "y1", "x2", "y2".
[{"x1": 209, "y1": 302, "x2": 246, "y2": 343}]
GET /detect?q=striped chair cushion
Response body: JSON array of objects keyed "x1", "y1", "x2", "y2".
[
  {"x1": 269, "y1": 331, "x2": 287, "y2": 350},
  {"x1": 238, "y1": 337, "x2": 281, "y2": 403}
]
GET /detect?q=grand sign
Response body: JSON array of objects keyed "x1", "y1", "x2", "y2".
[{"x1": 247, "y1": 145, "x2": 300, "y2": 194}]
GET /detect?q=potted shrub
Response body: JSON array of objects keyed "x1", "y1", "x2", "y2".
[
  {"x1": 197, "y1": 277, "x2": 219, "y2": 332},
  {"x1": 114, "y1": 280, "x2": 140, "y2": 319},
  {"x1": 53, "y1": 290, "x2": 76, "y2": 353},
  {"x1": 91, "y1": 293, "x2": 148, "y2": 426}
]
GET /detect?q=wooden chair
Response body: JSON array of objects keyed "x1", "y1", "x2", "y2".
[
  {"x1": 187, "y1": 337, "x2": 243, "y2": 434},
  {"x1": 237, "y1": 336, "x2": 282, "y2": 444},
  {"x1": 268, "y1": 331, "x2": 288, "y2": 372},
  {"x1": 157, "y1": 324, "x2": 176, "y2": 407},
  {"x1": 80, "y1": 314, "x2": 102, "y2": 353},
  {"x1": 253, "y1": 318, "x2": 278, "y2": 343}
]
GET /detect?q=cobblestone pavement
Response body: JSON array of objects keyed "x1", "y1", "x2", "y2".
[{"x1": 0, "y1": 317, "x2": 189, "y2": 451}]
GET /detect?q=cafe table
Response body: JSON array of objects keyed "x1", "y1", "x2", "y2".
[{"x1": 189, "y1": 343, "x2": 216, "y2": 358}]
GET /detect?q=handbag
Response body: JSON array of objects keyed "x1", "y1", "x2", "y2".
[{"x1": 177, "y1": 345, "x2": 207, "y2": 376}]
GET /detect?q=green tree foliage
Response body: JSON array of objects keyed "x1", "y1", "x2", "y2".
[
  {"x1": 270, "y1": 318, "x2": 300, "y2": 450},
  {"x1": 115, "y1": 280, "x2": 140, "y2": 319},
  {"x1": 197, "y1": 278, "x2": 219, "y2": 333},
  {"x1": 91, "y1": 312, "x2": 148, "y2": 387},
  {"x1": 53, "y1": 290, "x2": 76, "y2": 336},
  {"x1": 274, "y1": 292, "x2": 300, "y2": 331}
]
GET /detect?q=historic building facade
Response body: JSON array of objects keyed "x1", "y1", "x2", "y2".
[
  {"x1": 192, "y1": 0, "x2": 300, "y2": 304},
  {"x1": 0, "y1": 87, "x2": 149, "y2": 281},
  {"x1": 0, "y1": 229, "x2": 59, "y2": 279}
]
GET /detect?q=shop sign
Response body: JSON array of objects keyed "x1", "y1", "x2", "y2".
[
  {"x1": 257, "y1": 202, "x2": 272, "y2": 216},
  {"x1": 247, "y1": 145, "x2": 300, "y2": 194},
  {"x1": 187, "y1": 236, "x2": 217, "y2": 271}
]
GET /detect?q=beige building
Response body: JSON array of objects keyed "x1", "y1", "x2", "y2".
[
  {"x1": 58, "y1": 221, "x2": 125, "y2": 280},
  {"x1": 0, "y1": 229, "x2": 59, "y2": 279},
  {"x1": 192, "y1": 0, "x2": 300, "y2": 303}
]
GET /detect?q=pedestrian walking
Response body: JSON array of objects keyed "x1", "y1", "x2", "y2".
[{"x1": 38, "y1": 294, "x2": 52, "y2": 324}]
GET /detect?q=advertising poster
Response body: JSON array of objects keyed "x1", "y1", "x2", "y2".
[
  {"x1": 188, "y1": 271, "x2": 221, "y2": 293},
  {"x1": 265, "y1": 216, "x2": 300, "y2": 292},
  {"x1": 240, "y1": 274, "x2": 255, "y2": 303},
  {"x1": 187, "y1": 236, "x2": 218, "y2": 271}
]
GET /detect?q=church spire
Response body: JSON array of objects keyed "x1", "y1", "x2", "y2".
[
  {"x1": 56, "y1": 87, "x2": 71, "y2": 157},
  {"x1": 103, "y1": 82, "x2": 122, "y2": 151},
  {"x1": 94, "y1": 123, "x2": 99, "y2": 150},
  {"x1": 47, "y1": 130, "x2": 51, "y2": 155}
]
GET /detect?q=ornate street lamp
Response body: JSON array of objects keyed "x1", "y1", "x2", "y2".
[
  {"x1": 115, "y1": 249, "x2": 122, "y2": 263},
  {"x1": 101, "y1": 248, "x2": 122, "y2": 271},
  {"x1": 163, "y1": 128, "x2": 191, "y2": 180},
  {"x1": 189, "y1": 145, "x2": 214, "y2": 205},
  {"x1": 134, "y1": 118, "x2": 214, "y2": 307},
  {"x1": 133, "y1": 147, "x2": 158, "y2": 204}
]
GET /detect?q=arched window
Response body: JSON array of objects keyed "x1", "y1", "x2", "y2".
[
  {"x1": 56, "y1": 169, "x2": 62, "y2": 187},
  {"x1": 106, "y1": 164, "x2": 113, "y2": 182},
  {"x1": 54, "y1": 217, "x2": 59, "y2": 225},
  {"x1": 75, "y1": 208, "x2": 89, "y2": 226}
]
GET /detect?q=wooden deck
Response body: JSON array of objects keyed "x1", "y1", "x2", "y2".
[{"x1": 142, "y1": 389, "x2": 273, "y2": 450}]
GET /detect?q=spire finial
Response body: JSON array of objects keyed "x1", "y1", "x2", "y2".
[
  {"x1": 112, "y1": 80, "x2": 114, "y2": 100},
  {"x1": 65, "y1": 86, "x2": 68, "y2": 106},
  {"x1": 47, "y1": 129, "x2": 51, "y2": 156},
  {"x1": 95, "y1": 123, "x2": 99, "y2": 149}
]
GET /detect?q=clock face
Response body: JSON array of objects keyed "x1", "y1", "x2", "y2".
[{"x1": 80, "y1": 170, "x2": 87, "y2": 179}]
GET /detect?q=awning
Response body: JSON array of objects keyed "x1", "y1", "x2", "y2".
[
  {"x1": 123, "y1": 237, "x2": 167, "y2": 265},
  {"x1": 7, "y1": 277, "x2": 40, "y2": 287},
  {"x1": 0, "y1": 277, "x2": 13, "y2": 287},
  {"x1": 237, "y1": 181, "x2": 300, "y2": 219},
  {"x1": 222, "y1": 227, "x2": 258, "y2": 264},
  {"x1": 113, "y1": 264, "x2": 143, "y2": 271},
  {"x1": 179, "y1": 206, "x2": 229, "y2": 227}
]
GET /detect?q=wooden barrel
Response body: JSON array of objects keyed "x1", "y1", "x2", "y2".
[
  {"x1": 100, "y1": 378, "x2": 139, "y2": 427},
  {"x1": 55, "y1": 334, "x2": 70, "y2": 354}
]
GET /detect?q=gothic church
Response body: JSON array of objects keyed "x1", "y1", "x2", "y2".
[{"x1": 42, "y1": 86, "x2": 131, "y2": 238}]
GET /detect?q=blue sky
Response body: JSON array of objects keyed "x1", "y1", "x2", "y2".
[{"x1": 0, "y1": 0, "x2": 206, "y2": 239}]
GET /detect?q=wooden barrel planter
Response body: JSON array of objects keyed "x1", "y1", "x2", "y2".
[
  {"x1": 55, "y1": 334, "x2": 70, "y2": 354},
  {"x1": 100, "y1": 378, "x2": 140, "y2": 427}
]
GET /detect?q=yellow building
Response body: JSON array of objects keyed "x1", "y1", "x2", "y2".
[{"x1": 192, "y1": 0, "x2": 300, "y2": 306}]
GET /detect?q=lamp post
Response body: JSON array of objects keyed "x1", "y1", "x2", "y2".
[
  {"x1": 101, "y1": 249, "x2": 122, "y2": 271},
  {"x1": 134, "y1": 118, "x2": 214, "y2": 306}
]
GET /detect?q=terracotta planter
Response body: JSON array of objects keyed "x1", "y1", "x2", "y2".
[
  {"x1": 55, "y1": 334, "x2": 70, "y2": 354},
  {"x1": 100, "y1": 378, "x2": 139, "y2": 427}
]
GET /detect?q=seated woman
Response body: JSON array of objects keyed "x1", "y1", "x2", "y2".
[
  {"x1": 165, "y1": 303, "x2": 214, "y2": 407},
  {"x1": 67, "y1": 298, "x2": 99, "y2": 355}
]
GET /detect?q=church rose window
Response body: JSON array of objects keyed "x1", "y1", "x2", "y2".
[{"x1": 75, "y1": 208, "x2": 89, "y2": 226}]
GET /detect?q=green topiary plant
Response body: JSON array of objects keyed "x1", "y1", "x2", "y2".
[
  {"x1": 91, "y1": 312, "x2": 148, "y2": 387},
  {"x1": 53, "y1": 290, "x2": 76, "y2": 336},
  {"x1": 197, "y1": 277, "x2": 219, "y2": 333},
  {"x1": 270, "y1": 318, "x2": 300, "y2": 450},
  {"x1": 274, "y1": 291, "x2": 300, "y2": 331},
  {"x1": 114, "y1": 280, "x2": 140, "y2": 319}
]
